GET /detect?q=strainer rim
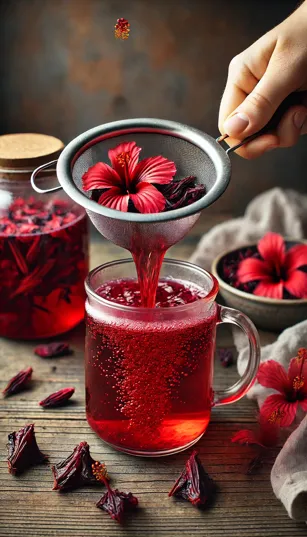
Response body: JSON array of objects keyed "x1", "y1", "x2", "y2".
[{"x1": 56, "y1": 118, "x2": 231, "y2": 223}]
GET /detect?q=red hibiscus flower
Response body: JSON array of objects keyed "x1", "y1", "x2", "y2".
[
  {"x1": 257, "y1": 348, "x2": 307, "y2": 427},
  {"x1": 82, "y1": 141, "x2": 176, "y2": 214},
  {"x1": 237, "y1": 232, "x2": 307, "y2": 299},
  {"x1": 232, "y1": 413, "x2": 279, "y2": 448}
]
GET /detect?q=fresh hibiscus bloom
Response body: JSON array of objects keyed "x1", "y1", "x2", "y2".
[
  {"x1": 257, "y1": 348, "x2": 307, "y2": 427},
  {"x1": 237, "y1": 232, "x2": 307, "y2": 299},
  {"x1": 82, "y1": 141, "x2": 176, "y2": 214}
]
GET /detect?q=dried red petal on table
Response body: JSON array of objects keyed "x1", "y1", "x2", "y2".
[
  {"x1": 34, "y1": 342, "x2": 72, "y2": 358},
  {"x1": 3, "y1": 367, "x2": 33, "y2": 397},
  {"x1": 52, "y1": 441, "x2": 108, "y2": 491},
  {"x1": 96, "y1": 481, "x2": 138, "y2": 523},
  {"x1": 169, "y1": 450, "x2": 215, "y2": 507},
  {"x1": 7, "y1": 423, "x2": 47, "y2": 475},
  {"x1": 39, "y1": 387, "x2": 75, "y2": 408}
]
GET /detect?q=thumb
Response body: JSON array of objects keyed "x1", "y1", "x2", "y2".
[{"x1": 223, "y1": 58, "x2": 298, "y2": 138}]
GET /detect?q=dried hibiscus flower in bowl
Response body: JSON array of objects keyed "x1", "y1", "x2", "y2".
[{"x1": 212, "y1": 233, "x2": 307, "y2": 331}]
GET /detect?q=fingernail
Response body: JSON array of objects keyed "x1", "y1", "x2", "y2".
[
  {"x1": 224, "y1": 112, "x2": 249, "y2": 135},
  {"x1": 293, "y1": 110, "x2": 307, "y2": 130}
]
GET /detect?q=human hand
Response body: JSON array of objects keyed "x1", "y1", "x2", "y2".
[{"x1": 218, "y1": 1, "x2": 307, "y2": 158}]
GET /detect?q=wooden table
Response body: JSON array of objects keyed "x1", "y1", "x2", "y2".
[{"x1": 1, "y1": 213, "x2": 306, "y2": 537}]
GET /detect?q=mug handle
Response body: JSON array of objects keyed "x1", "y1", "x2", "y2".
[{"x1": 214, "y1": 305, "x2": 261, "y2": 406}]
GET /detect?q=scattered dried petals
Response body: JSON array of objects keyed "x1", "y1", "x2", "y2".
[
  {"x1": 169, "y1": 450, "x2": 215, "y2": 507},
  {"x1": 3, "y1": 367, "x2": 33, "y2": 397},
  {"x1": 52, "y1": 441, "x2": 107, "y2": 491},
  {"x1": 96, "y1": 482, "x2": 138, "y2": 523},
  {"x1": 34, "y1": 342, "x2": 72, "y2": 358},
  {"x1": 218, "y1": 348, "x2": 234, "y2": 368},
  {"x1": 39, "y1": 387, "x2": 75, "y2": 408},
  {"x1": 7, "y1": 423, "x2": 47, "y2": 475}
]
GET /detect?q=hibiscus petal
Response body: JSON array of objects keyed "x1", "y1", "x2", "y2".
[
  {"x1": 257, "y1": 360, "x2": 289, "y2": 393},
  {"x1": 237, "y1": 258, "x2": 272, "y2": 283},
  {"x1": 231, "y1": 429, "x2": 260, "y2": 446},
  {"x1": 134, "y1": 156, "x2": 176, "y2": 185},
  {"x1": 82, "y1": 162, "x2": 122, "y2": 191},
  {"x1": 285, "y1": 244, "x2": 307, "y2": 271},
  {"x1": 288, "y1": 353, "x2": 307, "y2": 397},
  {"x1": 257, "y1": 232, "x2": 286, "y2": 265},
  {"x1": 98, "y1": 187, "x2": 129, "y2": 212},
  {"x1": 130, "y1": 183, "x2": 165, "y2": 213},
  {"x1": 254, "y1": 280, "x2": 284, "y2": 299},
  {"x1": 108, "y1": 142, "x2": 141, "y2": 179},
  {"x1": 260, "y1": 393, "x2": 298, "y2": 427},
  {"x1": 284, "y1": 270, "x2": 307, "y2": 298}
]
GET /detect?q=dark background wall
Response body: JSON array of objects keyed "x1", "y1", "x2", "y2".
[{"x1": 0, "y1": 0, "x2": 305, "y2": 214}]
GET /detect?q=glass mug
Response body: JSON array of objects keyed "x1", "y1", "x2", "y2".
[{"x1": 85, "y1": 259, "x2": 260, "y2": 456}]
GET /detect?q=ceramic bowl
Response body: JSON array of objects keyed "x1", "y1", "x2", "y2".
[{"x1": 211, "y1": 241, "x2": 307, "y2": 332}]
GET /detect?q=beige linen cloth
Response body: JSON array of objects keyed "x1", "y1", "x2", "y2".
[{"x1": 190, "y1": 188, "x2": 307, "y2": 521}]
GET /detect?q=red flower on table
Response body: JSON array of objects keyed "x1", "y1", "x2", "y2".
[
  {"x1": 257, "y1": 348, "x2": 307, "y2": 427},
  {"x1": 82, "y1": 142, "x2": 176, "y2": 214},
  {"x1": 237, "y1": 232, "x2": 307, "y2": 299}
]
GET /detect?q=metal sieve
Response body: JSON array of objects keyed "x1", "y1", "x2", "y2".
[{"x1": 30, "y1": 95, "x2": 300, "y2": 251}]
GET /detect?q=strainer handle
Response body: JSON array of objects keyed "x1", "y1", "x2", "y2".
[
  {"x1": 31, "y1": 160, "x2": 63, "y2": 194},
  {"x1": 217, "y1": 92, "x2": 303, "y2": 154},
  {"x1": 213, "y1": 305, "x2": 260, "y2": 406}
]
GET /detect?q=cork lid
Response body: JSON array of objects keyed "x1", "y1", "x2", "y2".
[{"x1": 0, "y1": 133, "x2": 64, "y2": 171}]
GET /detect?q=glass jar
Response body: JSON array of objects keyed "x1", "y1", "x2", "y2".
[
  {"x1": 0, "y1": 133, "x2": 89, "y2": 339},
  {"x1": 85, "y1": 259, "x2": 260, "y2": 456}
]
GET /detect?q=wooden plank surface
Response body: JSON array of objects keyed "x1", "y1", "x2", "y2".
[{"x1": 1, "y1": 213, "x2": 306, "y2": 537}]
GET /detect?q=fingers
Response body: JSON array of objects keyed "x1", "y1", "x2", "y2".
[
  {"x1": 223, "y1": 57, "x2": 298, "y2": 139},
  {"x1": 276, "y1": 105, "x2": 307, "y2": 147},
  {"x1": 218, "y1": 55, "x2": 257, "y2": 133},
  {"x1": 226, "y1": 133, "x2": 279, "y2": 159},
  {"x1": 226, "y1": 105, "x2": 307, "y2": 159}
]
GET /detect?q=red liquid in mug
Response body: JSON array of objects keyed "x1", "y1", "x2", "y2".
[{"x1": 86, "y1": 278, "x2": 217, "y2": 454}]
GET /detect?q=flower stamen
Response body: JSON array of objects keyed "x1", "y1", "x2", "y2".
[
  {"x1": 293, "y1": 375, "x2": 305, "y2": 391},
  {"x1": 116, "y1": 152, "x2": 130, "y2": 167},
  {"x1": 92, "y1": 461, "x2": 108, "y2": 483},
  {"x1": 116, "y1": 152, "x2": 131, "y2": 189},
  {"x1": 268, "y1": 408, "x2": 285, "y2": 424}
]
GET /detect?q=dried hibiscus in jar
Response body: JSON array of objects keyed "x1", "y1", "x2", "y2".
[{"x1": 0, "y1": 133, "x2": 88, "y2": 340}]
